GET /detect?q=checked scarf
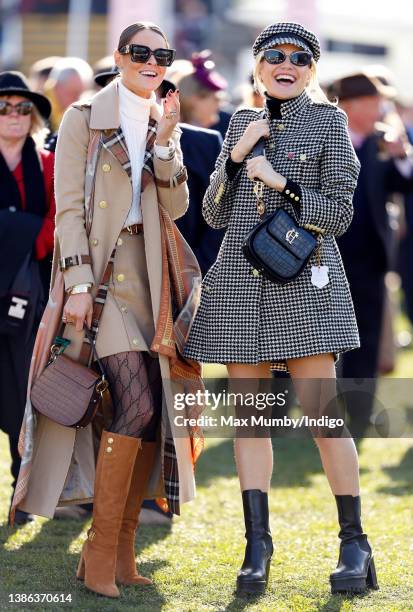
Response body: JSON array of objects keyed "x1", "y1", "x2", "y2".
[{"x1": 97, "y1": 117, "x2": 204, "y2": 514}]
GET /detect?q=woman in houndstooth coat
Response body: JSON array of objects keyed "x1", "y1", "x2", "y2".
[{"x1": 184, "y1": 22, "x2": 379, "y2": 597}]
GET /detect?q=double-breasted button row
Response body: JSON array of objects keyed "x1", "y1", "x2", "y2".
[{"x1": 106, "y1": 436, "x2": 114, "y2": 453}]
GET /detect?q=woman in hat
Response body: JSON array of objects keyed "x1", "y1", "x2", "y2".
[
  {"x1": 184, "y1": 23, "x2": 378, "y2": 595},
  {"x1": 11, "y1": 21, "x2": 202, "y2": 599},
  {"x1": 172, "y1": 51, "x2": 230, "y2": 138},
  {"x1": 0, "y1": 71, "x2": 55, "y2": 526}
]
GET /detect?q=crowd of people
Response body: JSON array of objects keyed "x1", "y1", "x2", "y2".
[{"x1": 1, "y1": 18, "x2": 413, "y2": 599}]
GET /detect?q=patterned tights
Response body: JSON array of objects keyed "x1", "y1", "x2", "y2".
[{"x1": 101, "y1": 351, "x2": 162, "y2": 440}]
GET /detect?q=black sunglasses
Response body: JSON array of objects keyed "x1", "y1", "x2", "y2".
[
  {"x1": 263, "y1": 49, "x2": 313, "y2": 67},
  {"x1": 118, "y1": 44, "x2": 176, "y2": 67},
  {"x1": 0, "y1": 100, "x2": 34, "y2": 116}
]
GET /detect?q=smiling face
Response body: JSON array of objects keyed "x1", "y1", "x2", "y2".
[
  {"x1": 0, "y1": 95, "x2": 32, "y2": 143},
  {"x1": 114, "y1": 29, "x2": 169, "y2": 98},
  {"x1": 257, "y1": 43, "x2": 312, "y2": 100}
]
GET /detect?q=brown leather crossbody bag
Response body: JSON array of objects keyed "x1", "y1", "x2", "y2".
[
  {"x1": 31, "y1": 244, "x2": 117, "y2": 429},
  {"x1": 31, "y1": 326, "x2": 111, "y2": 429}
]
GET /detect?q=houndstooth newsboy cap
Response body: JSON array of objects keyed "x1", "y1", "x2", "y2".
[{"x1": 252, "y1": 22, "x2": 321, "y2": 62}]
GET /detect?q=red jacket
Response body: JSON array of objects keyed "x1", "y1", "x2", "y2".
[{"x1": 12, "y1": 148, "x2": 56, "y2": 260}]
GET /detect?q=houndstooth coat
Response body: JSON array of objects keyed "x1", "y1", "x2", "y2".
[{"x1": 183, "y1": 90, "x2": 361, "y2": 369}]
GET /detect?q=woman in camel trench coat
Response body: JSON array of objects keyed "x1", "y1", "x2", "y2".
[{"x1": 12, "y1": 21, "x2": 202, "y2": 600}]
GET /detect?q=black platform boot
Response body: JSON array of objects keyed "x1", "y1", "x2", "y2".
[
  {"x1": 236, "y1": 490, "x2": 274, "y2": 595},
  {"x1": 330, "y1": 495, "x2": 379, "y2": 595}
]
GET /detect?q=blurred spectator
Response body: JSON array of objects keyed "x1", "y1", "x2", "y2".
[
  {"x1": 329, "y1": 72, "x2": 413, "y2": 434},
  {"x1": 94, "y1": 66, "x2": 120, "y2": 90},
  {"x1": 0, "y1": 71, "x2": 55, "y2": 525},
  {"x1": 236, "y1": 72, "x2": 265, "y2": 109},
  {"x1": 175, "y1": 0, "x2": 211, "y2": 57},
  {"x1": 396, "y1": 101, "x2": 413, "y2": 331},
  {"x1": 43, "y1": 57, "x2": 93, "y2": 132},
  {"x1": 160, "y1": 66, "x2": 226, "y2": 276},
  {"x1": 93, "y1": 55, "x2": 119, "y2": 90},
  {"x1": 29, "y1": 56, "x2": 61, "y2": 93},
  {"x1": 171, "y1": 51, "x2": 232, "y2": 139}
]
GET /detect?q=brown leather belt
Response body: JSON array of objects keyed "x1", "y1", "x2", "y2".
[{"x1": 121, "y1": 224, "x2": 144, "y2": 235}]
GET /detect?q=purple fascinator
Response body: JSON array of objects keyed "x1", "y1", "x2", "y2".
[{"x1": 191, "y1": 50, "x2": 227, "y2": 91}]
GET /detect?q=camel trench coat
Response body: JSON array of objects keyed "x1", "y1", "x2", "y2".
[{"x1": 19, "y1": 79, "x2": 196, "y2": 518}]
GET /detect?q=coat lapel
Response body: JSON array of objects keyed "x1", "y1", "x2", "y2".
[{"x1": 101, "y1": 127, "x2": 132, "y2": 178}]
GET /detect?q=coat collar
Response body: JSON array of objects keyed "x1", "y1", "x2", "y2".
[
  {"x1": 265, "y1": 89, "x2": 311, "y2": 120},
  {"x1": 89, "y1": 77, "x2": 162, "y2": 130}
]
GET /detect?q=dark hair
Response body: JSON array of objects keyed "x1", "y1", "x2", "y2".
[{"x1": 117, "y1": 21, "x2": 169, "y2": 50}]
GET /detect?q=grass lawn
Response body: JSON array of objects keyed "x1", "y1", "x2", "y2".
[{"x1": 1, "y1": 335, "x2": 413, "y2": 610}]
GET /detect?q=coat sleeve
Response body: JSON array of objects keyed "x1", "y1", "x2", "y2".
[
  {"x1": 54, "y1": 106, "x2": 95, "y2": 290},
  {"x1": 298, "y1": 108, "x2": 361, "y2": 237},
  {"x1": 202, "y1": 111, "x2": 245, "y2": 229},
  {"x1": 153, "y1": 126, "x2": 189, "y2": 220}
]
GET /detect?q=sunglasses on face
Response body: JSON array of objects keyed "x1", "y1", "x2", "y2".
[
  {"x1": 263, "y1": 49, "x2": 313, "y2": 67},
  {"x1": 0, "y1": 100, "x2": 34, "y2": 116},
  {"x1": 118, "y1": 44, "x2": 176, "y2": 67}
]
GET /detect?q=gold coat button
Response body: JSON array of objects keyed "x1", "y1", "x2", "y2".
[
  {"x1": 106, "y1": 447, "x2": 112, "y2": 453},
  {"x1": 107, "y1": 437, "x2": 114, "y2": 444},
  {"x1": 102, "y1": 163, "x2": 111, "y2": 172},
  {"x1": 285, "y1": 189, "x2": 290, "y2": 195},
  {"x1": 300, "y1": 153, "x2": 307, "y2": 161},
  {"x1": 269, "y1": 143, "x2": 275, "y2": 149},
  {"x1": 99, "y1": 200, "x2": 108, "y2": 209},
  {"x1": 132, "y1": 338, "x2": 139, "y2": 346},
  {"x1": 116, "y1": 273, "x2": 125, "y2": 282},
  {"x1": 91, "y1": 239, "x2": 99, "y2": 246},
  {"x1": 121, "y1": 305, "x2": 127, "y2": 313},
  {"x1": 252, "y1": 269, "x2": 260, "y2": 277},
  {"x1": 290, "y1": 193, "x2": 295, "y2": 198},
  {"x1": 277, "y1": 124, "x2": 285, "y2": 131},
  {"x1": 295, "y1": 196, "x2": 300, "y2": 201},
  {"x1": 117, "y1": 237, "x2": 123, "y2": 246}
]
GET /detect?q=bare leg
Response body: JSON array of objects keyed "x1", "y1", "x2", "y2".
[
  {"x1": 287, "y1": 353, "x2": 360, "y2": 496},
  {"x1": 227, "y1": 362, "x2": 273, "y2": 492}
]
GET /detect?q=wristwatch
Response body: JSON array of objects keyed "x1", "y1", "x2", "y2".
[{"x1": 70, "y1": 283, "x2": 92, "y2": 295}]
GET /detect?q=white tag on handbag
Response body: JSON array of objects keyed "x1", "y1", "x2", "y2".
[{"x1": 311, "y1": 266, "x2": 329, "y2": 288}]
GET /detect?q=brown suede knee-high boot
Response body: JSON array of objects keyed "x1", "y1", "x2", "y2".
[
  {"x1": 116, "y1": 441, "x2": 157, "y2": 586},
  {"x1": 76, "y1": 431, "x2": 140, "y2": 598}
]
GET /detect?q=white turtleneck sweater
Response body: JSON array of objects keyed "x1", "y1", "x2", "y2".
[{"x1": 118, "y1": 81, "x2": 172, "y2": 227}]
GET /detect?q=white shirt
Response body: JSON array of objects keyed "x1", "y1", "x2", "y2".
[{"x1": 119, "y1": 81, "x2": 155, "y2": 226}]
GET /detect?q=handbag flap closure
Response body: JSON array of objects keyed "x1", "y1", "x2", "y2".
[
  {"x1": 51, "y1": 354, "x2": 99, "y2": 389},
  {"x1": 266, "y1": 210, "x2": 317, "y2": 259}
]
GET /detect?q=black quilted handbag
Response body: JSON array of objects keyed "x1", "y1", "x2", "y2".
[
  {"x1": 243, "y1": 208, "x2": 319, "y2": 284},
  {"x1": 242, "y1": 138, "x2": 320, "y2": 284}
]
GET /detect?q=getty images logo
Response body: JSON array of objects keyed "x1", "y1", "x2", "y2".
[{"x1": 8, "y1": 296, "x2": 28, "y2": 320}]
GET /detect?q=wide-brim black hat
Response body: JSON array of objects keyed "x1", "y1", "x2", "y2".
[
  {"x1": 0, "y1": 70, "x2": 51, "y2": 119},
  {"x1": 94, "y1": 66, "x2": 120, "y2": 88}
]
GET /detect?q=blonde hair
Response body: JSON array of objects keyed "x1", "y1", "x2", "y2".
[
  {"x1": 253, "y1": 52, "x2": 334, "y2": 105},
  {"x1": 30, "y1": 106, "x2": 49, "y2": 148}
]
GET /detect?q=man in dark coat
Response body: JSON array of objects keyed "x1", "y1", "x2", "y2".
[
  {"x1": 330, "y1": 72, "x2": 413, "y2": 435},
  {"x1": 175, "y1": 122, "x2": 225, "y2": 276}
]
